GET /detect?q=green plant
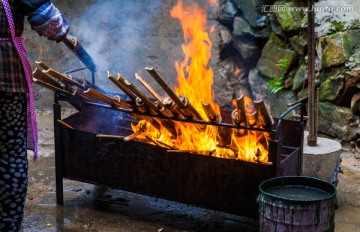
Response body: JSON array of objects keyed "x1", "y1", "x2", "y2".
[
  {"x1": 331, "y1": 21, "x2": 345, "y2": 32},
  {"x1": 266, "y1": 58, "x2": 288, "y2": 93}
]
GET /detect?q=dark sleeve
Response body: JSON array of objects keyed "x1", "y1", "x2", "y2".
[{"x1": 17, "y1": 0, "x2": 50, "y2": 15}]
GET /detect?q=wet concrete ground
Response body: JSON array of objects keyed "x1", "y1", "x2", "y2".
[
  {"x1": 21, "y1": 109, "x2": 360, "y2": 231},
  {"x1": 24, "y1": 155, "x2": 258, "y2": 232}
]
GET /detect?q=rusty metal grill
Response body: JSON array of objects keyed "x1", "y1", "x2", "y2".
[{"x1": 53, "y1": 93, "x2": 305, "y2": 219}]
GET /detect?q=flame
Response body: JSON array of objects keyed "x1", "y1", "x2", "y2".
[{"x1": 131, "y1": 0, "x2": 270, "y2": 163}]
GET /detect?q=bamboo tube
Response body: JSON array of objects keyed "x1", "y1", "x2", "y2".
[
  {"x1": 135, "y1": 73, "x2": 163, "y2": 104},
  {"x1": 177, "y1": 95, "x2": 204, "y2": 121},
  {"x1": 201, "y1": 102, "x2": 221, "y2": 123},
  {"x1": 145, "y1": 67, "x2": 185, "y2": 108},
  {"x1": 84, "y1": 88, "x2": 131, "y2": 109},
  {"x1": 35, "y1": 60, "x2": 50, "y2": 70},
  {"x1": 108, "y1": 72, "x2": 137, "y2": 102},
  {"x1": 246, "y1": 110, "x2": 259, "y2": 127},
  {"x1": 33, "y1": 68, "x2": 62, "y2": 88},
  {"x1": 33, "y1": 78, "x2": 72, "y2": 96},
  {"x1": 43, "y1": 68, "x2": 85, "y2": 89},
  {"x1": 162, "y1": 96, "x2": 183, "y2": 118},
  {"x1": 71, "y1": 86, "x2": 99, "y2": 103},
  {"x1": 254, "y1": 99, "x2": 274, "y2": 129},
  {"x1": 154, "y1": 101, "x2": 174, "y2": 117},
  {"x1": 235, "y1": 95, "x2": 247, "y2": 125},
  {"x1": 119, "y1": 75, "x2": 159, "y2": 115}
]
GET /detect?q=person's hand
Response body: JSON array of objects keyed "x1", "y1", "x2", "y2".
[
  {"x1": 28, "y1": 3, "x2": 70, "y2": 42},
  {"x1": 42, "y1": 14, "x2": 69, "y2": 42}
]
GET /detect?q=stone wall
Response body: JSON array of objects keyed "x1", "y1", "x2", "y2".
[
  {"x1": 211, "y1": 0, "x2": 360, "y2": 141},
  {"x1": 25, "y1": 0, "x2": 360, "y2": 141}
]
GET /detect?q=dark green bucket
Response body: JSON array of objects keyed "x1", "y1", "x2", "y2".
[{"x1": 258, "y1": 176, "x2": 337, "y2": 232}]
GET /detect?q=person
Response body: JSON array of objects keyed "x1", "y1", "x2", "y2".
[{"x1": 0, "y1": 0, "x2": 69, "y2": 231}]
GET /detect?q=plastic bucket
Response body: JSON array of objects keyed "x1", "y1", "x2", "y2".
[{"x1": 258, "y1": 176, "x2": 337, "y2": 232}]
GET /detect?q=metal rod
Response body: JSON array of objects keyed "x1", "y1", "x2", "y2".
[
  {"x1": 80, "y1": 101, "x2": 278, "y2": 133},
  {"x1": 57, "y1": 119, "x2": 75, "y2": 129},
  {"x1": 53, "y1": 101, "x2": 64, "y2": 205},
  {"x1": 96, "y1": 134, "x2": 125, "y2": 140},
  {"x1": 64, "y1": 66, "x2": 87, "y2": 74},
  {"x1": 307, "y1": 0, "x2": 317, "y2": 146}
]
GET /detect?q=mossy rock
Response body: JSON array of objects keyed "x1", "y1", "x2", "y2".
[
  {"x1": 257, "y1": 34, "x2": 297, "y2": 78},
  {"x1": 318, "y1": 29, "x2": 360, "y2": 68},
  {"x1": 273, "y1": 1, "x2": 303, "y2": 32}
]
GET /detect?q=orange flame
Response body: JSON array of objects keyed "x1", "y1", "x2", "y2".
[{"x1": 131, "y1": 0, "x2": 270, "y2": 163}]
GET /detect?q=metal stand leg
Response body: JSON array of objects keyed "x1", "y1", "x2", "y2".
[{"x1": 53, "y1": 96, "x2": 64, "y2": 205}]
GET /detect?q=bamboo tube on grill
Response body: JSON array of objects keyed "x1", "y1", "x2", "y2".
[
  {"x1": 235, "y1": 95, "x2": 247, "y2": 125},
  {"x1": 134, "y1": 73, "x2": 175, "y2": 117},
  {"x1": 201, "y1": 102, "x2": 221, "y2": 123},
  {"x1": 201, "y1": 102, "x2": 230, "y2": 146},
  {"x1": 135, "y1": 73, "x2": 163, "y2": 104},
  {"x1": 116, "y1": 74, "x2": 177, "y2": 137},
  {"x1": 71, "y1": 86, "x2": 100, "y2": 103},
  {"x1": 231, "y1": 95, "x2": 248, "y2": 137},
  {"x1": 120, "y1": 75, "x2": 159, "y2": 115},
  {"x1": 131, "y1": 98, "x2": 161, "y2": 133},
  {"x1": 33, "y1": 78, "x2": 72, "y2": 96},
  {"x1": 134, "y1": 98, "x2": 177, "y2": 137},
  {"x1": 253, "y1": 99, "x2": 274, "y2": 129},
  {"x1": 145, "y1": 67, "x2": 186, "y2": 108},
  {"x1": 43, "y1": 68, "x2": 85, "y2": 89},
  {"x1": 108, "y1": 72, "x2": 137, "y2": 102},
  {"x1": 162, "y1": 96, "x2": 183, "y2": 118},
  {"x1": 33, "y1": 68, "x2": 62, "y2": 88},
  {"x1": 84, "y1": 88, "x2": 132, "y2": 109},
  {"x1": 177, "y1": 95, "x2": 204, "y2": 121},
  {"x1": 35, "y1": 60, "x2": 50, "y2": 70}
]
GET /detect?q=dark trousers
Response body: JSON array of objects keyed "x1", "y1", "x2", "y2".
[{"x1": 0, "y1": 92, "x2": 28, "y2": 232}]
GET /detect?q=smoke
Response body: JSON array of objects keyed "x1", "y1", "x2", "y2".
[{"x1": 73, "y1": 0, "x2": 164, "y2": 91}]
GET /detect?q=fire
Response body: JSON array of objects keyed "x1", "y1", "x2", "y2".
[{"x1": 131, "y1": 0, "x2": 270, "y2": 163}]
